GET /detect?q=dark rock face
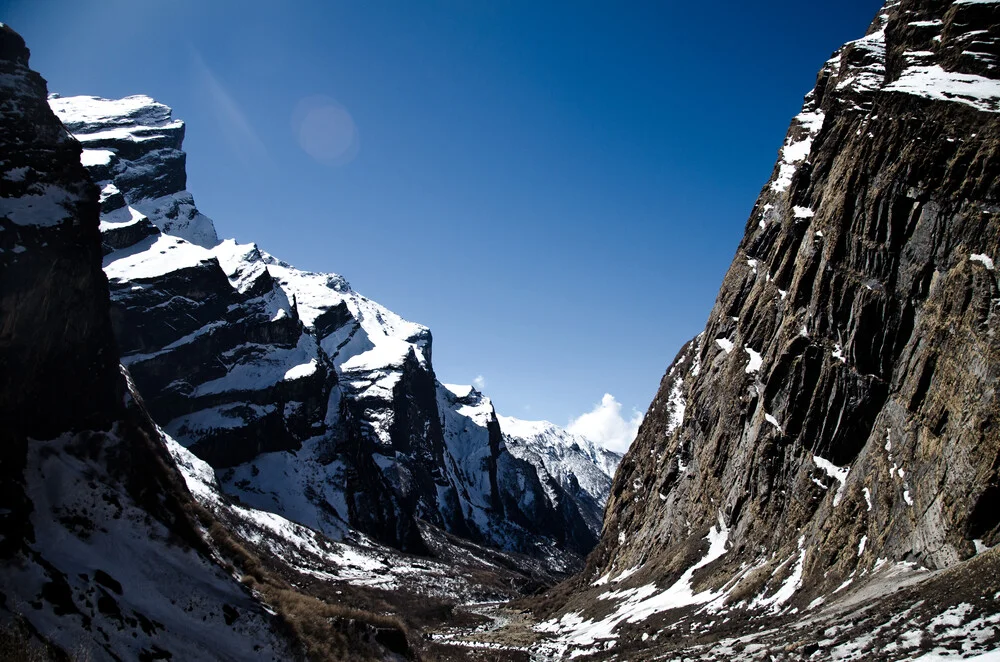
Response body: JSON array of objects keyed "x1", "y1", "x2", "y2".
[
  {"x1": 528, "y1": 0, "x2": 1000, "y2": 656},
  {"x1": 0, "y1": 25, "x2": 292, "y2": 660},
  {"x1": 0, "y1": 25, "x2": 121, "y2": 440},
  {"x1": 598, "y1": 0, "x2": 1000, "y2": 584}
]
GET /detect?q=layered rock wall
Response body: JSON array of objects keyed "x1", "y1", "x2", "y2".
[{"x1": 591, "y1": 0, "x2": 1000, "y2": 607}]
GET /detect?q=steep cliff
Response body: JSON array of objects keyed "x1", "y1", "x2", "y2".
[
  {"x1": 0, "y1": 23, "x2": 294, "y2": 660},
  {"x1": 48, "y1": 93, "x2": 620, "y2": 567},
  {"x1": 525, "y1": 0, "x2": 1000, "y2": 658}
]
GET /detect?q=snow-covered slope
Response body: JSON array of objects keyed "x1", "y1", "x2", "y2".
[
  {"x1": 49, "y1": 93, "x2": 219, "y2": 247},
  {"x1": 48, "y1": 92, "x2": 617, "y2": 569},
  {"x1": 498, "y1": 415, "x2": 621, "y2": 537}
]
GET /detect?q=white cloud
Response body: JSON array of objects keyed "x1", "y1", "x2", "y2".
[
  {"x1": 567, "y1": 393, "x2": 643, "y2": 454},
  {"x1": 473, "y1": 375, "x2": 486, "y2": 390}
]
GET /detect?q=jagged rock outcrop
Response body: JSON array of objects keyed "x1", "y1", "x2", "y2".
[
  {"x1": 49, "y1": 94, "x2": 218, "y2": 247},
  {"x1": 0, "y1": 24, "x2": 293, "y2": 660},
  {"x1": 528, "y1": 1, "x2": 1000, "y2": 658},
  {"x1": 499, "y1": 415, "x2": 621, "y2": 542},
  {"x1": 48, "y1": 93, "x2": 619, "y2": 567}
]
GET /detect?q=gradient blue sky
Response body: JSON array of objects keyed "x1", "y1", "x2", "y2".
[{"x1": 6, "y1": 0, "x2": 884, "y2": 450}]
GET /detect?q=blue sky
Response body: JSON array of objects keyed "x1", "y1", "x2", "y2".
[{"x1": 6, "y1": 0, "x2": 884, "y2": 450}]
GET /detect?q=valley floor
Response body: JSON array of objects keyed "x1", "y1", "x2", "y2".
[{"x1": 427, "y1": 548, "x2": 1000, "y2": 661}]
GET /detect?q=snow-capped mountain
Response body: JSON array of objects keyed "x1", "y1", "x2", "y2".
[
  {"x1": 523, "y1": 0, "x2": 1000, "y2": 658},
  {"x1": 499, "y1": 415, "x2": 621, "y2": 537},
  {"x1": 48, "y1": 91, "x2": 619, "y2": 567}
]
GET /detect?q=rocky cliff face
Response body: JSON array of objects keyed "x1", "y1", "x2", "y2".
[
  {"x1": 499, "y1": 415, "x2": 622, "y2": 540},
  {"x1": 0, "y1": 24, "x2": 293, "y2": 660},
  {"x1": 48, "y1": 93, "x2": 620, "y2": 567},
  {"x1": 528, "y1": 0, "x2": 1000, "y2": 657}
]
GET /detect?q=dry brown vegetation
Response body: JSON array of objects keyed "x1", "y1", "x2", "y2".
[
  {"x1": 0, "y1": 620, "x2": 49, "y2": 662},
  {"x1": 189, "y1": 501, "x2": 413, "y2": 661}
]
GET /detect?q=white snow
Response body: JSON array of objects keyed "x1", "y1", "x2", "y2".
[
  {"x1": 970, "y1": 253, "x2": 996, "y2": 270},
  {"x1": 751, "y1": 536, "x2": 806, "y2": 612},
  {"x1": 812, "y1": 454, "x2": 850, "y2": 507},
  {"x1": 765, "y1": 413, "x2": 782, "y2": 432},
  {"x1": 771, "y1": 110, "x2": 825, "y2": 193},
  {"x1": 910, "y1": 651, "x2": 1000, "y2": 662},
  {"x1": 340, "y1": 336, "x2": 414, "y2": 372},
  {"x1": 0, "y1": 184, "x2": 80, "y2": 227},
  {"x1": 80, "y1": 148, "x2": 115, "y2": 167},
  {"x1": 885, "y1": 65, "x2": 1000, "y2": 113},
  {"x1": 744, "y1": 346, "x2": 763, "y2": 374},
  {"x1": 837, "y1": 21, "x2": 888, "y2": 95},
  {"x1": 283, "y1": 358, "x2": 318, "y2": 381},
  {"x1": 858, "y1": 535, "x2": 867, "y2": 557},
  {"x1": 863, "y1": 487, "x2": 873, "y2": 511},
  {"x1": 536, "y1": 514, "x2": 730, "y2": 654},
  {"x1": 48, "y1": 94, "x2": 179, "y2": 128},
  {"x1": 443, "y1": 383, "x2": 475, "y2": 399},
  {"x1": 4, "y1": 166, "x2": 28, "y2": 181},
  {"x1": 165, "y1": 431, "x2": 481, "y2": 599},
  {"x1": 498, "y1": 409, "x2": 621, "y2": 517},
  {"x1": 666, "y1": 377, "x2": 686, "y2": 435},
  {"x1": 104, "y1": 233, "x2": 216, "y2": 280},
  {"x1": 833, "y1": 344, "x2": 847, "y2": 363},
  {"x1": 3, "y1": 428, "x2": 292, "y2": 661},
  {"x1": 166, "y1": 404, "x2": 275, "y2": 444},
  {"x1": 793, "y1": 206, "x2": 815, "y2": 219},
  {"x1": 99, "y1": 204, "x2": 146, "y2": 230},
  {"x1": 715, "y1": 338, "x2": 735, "y2": 354},
  {"x1": 612, "y1": 565, "x2": 642, "y2": 584},
  {"x1": 192, "y1": 334, "x2": 324, "y2": 397}
]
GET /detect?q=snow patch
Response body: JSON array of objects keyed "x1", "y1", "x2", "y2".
[
  {"x1": 884, "y1": 65, "x2": 1000, "y2": 113},
  {"x1": 536, "y1": 514, "x2": 730, "y2": 654},
  {"x1": 715, "y1": 338, "x2": 735, "y2": 354},
  {"x1": 812, "y1": 455, "x2": 850, "y2": 507},
  {"x1": 80, "y1": 148, "x2": 115, "y2": 167},
  {"x1": 771, "y1": 110, "x2": 825, "y2": 193},
  {"x1": 283, "y1": 358, "x2": 318, "y2": 381},
  {"x1": 970, "y1": 253, "x2": 996, "y2": 270}
]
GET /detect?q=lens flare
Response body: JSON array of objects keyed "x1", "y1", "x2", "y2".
[{"x1": 292, "y1": 95, "x2": 359, "y2": 165}]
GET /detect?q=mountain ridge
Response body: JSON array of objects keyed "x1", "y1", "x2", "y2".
[{"x1": 47, "y1": 91, "x2": 622, "y2": 570}]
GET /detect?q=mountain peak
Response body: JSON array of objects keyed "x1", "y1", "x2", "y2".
[{"x1": 49, "y1": 93, "x2": 219, "y2": 247}]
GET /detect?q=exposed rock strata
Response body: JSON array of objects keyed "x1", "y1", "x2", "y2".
[{"x1": 528, "y1": 0, "x2": 1000, "y2": 658}]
